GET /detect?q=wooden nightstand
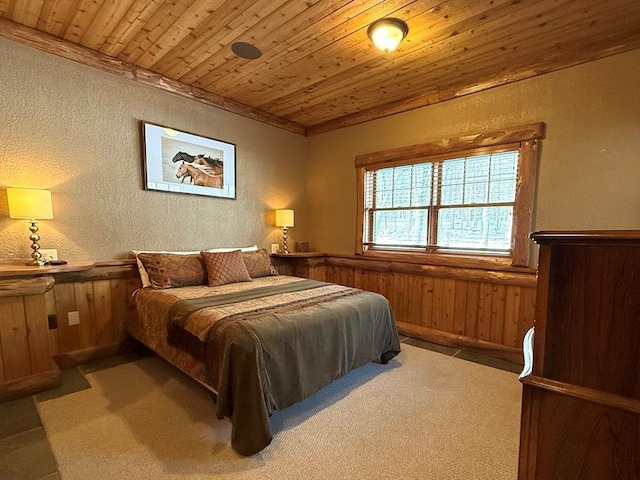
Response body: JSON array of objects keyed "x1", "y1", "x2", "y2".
[
  {"x1": 0, "y1": 262, "x2": 94, "y2": 400},
  {"x1": 270, "y1": 253, "x2": 326, "y2": 280}
]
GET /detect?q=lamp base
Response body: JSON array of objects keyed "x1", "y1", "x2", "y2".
[
  {"x1": 27, "y1": 219, "x2": 45, "y2": 266},
  {"x1": 282, "y1": 226, "x2": 290, "y2": 254},
  {"x1": 25, "y1": 258, "x2": 46, "y2": 266}
]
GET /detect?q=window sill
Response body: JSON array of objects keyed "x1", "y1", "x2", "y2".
[{"x1": 359, "y1": 249, "x2": 534, "y2": 273}]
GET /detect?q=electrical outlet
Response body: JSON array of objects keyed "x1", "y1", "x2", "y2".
[{"x1": 68, "y1": 311, "x2": 80, "y2": 326}]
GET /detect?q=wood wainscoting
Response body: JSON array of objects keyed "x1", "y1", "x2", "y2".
[
  {"x1": 0, "y1": 261, "x2": 141, "y2": 400},
  {"x1": 44, "y1": 261, "x2": 142, "y2": 367},
  {"x1": 1, "y1": 254, "x2": 534, "y2": 401},
  {"x1": 272, "y1": 254, "x2": 537, "y2": 364}
]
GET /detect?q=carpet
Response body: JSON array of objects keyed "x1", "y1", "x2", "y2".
[{"x1": 36, "y1": 344, "x2": 522, "y2": 479}]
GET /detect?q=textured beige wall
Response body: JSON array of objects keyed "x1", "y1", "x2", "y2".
[
  {"x1": 2, "y1": 36, "x2": 639, "y2": 263},
  {"x1": 0, "y1": 38, "x2": 308, "y2": 262},
  {"x1": 307, "y1": 49, "x2": 640, "y2": 256}
]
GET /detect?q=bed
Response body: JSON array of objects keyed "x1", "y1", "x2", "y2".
[{"x1": 126, "y1": 249, "x2": 400, "y2": 455}]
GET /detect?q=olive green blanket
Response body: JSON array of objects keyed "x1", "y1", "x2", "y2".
[{"x1": 164, "y1": 278, "x2": 401, "y2": 456}]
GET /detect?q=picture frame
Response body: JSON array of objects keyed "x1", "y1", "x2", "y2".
[{"x1": 141, "y1": 121, "x2": 236, "y2": 199}]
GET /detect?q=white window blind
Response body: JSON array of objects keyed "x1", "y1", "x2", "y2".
[{"x1": 363, "y1": 148, "x2": 520, "y2": 254}]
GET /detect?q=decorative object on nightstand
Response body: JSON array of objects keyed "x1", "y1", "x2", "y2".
[
  {"x1": 275, "y1": 209, "x2": 294, "y2": 254},
  {"x1": 294, "y1": 241, "x2": 309, "y2": 252},
  {"x1": 7, "y1": 187, "x2": 54, "y2": 266}
]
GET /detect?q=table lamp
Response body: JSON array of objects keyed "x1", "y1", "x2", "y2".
[
  {"x1": 275, "y1": 209, "x2": 294, "y2": 254},
  {"x1": 7, "y1": 187, "x2": 54, "y2": 266}
]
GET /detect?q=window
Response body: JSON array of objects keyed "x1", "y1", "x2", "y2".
[{"x1": 355, "y1": 123, "x2": 543, "y2": 267}]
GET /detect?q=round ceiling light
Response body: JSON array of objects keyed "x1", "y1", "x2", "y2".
[
  {"x1": 231, "y1": 42, "x2": 263, "y2": 60},
  {"x1": 367, "y1": 18, "x2": 409, "y2": 53}
]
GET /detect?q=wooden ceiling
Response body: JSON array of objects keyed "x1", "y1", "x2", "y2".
[{"x1": 1, "y1": 0, "x2": 640, "y2": 136}]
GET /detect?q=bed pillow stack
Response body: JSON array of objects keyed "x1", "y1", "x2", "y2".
[{"x1": 133, "y1": 245, "x2": 278, "y2": 289}]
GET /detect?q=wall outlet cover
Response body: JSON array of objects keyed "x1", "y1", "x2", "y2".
[
  {"x1": 40, "y1": 248, "x2": 58, "y2": 262},
  {"x1": 68, "y1": 311, "x2": 80, "y2": 326}
]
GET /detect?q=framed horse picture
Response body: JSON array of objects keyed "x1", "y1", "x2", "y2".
[{"x1": 141, "y1": 122, "x2": 236, "y2": 199}]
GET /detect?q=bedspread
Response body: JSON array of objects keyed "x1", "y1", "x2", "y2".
[{"x1": 133, "y1": 276, "x2": 400, "y2": 455}]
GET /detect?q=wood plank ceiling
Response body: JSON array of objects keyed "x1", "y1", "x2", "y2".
[{"x1": 1, "y1": 0, "x2": 639, "y2": 136}]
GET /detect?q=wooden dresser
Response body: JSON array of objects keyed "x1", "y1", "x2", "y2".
[
  {"x1": 0, "y1": 262, "x2": 94, "y2": 401},
  {"x1": 518, "y1": 231, "x2": 640, "y2": 479}
]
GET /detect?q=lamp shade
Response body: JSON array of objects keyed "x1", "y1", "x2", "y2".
[
  {"x1": 7, "y1": 188, "x2": 53, "y2": 219},
  {"x1": 368, "y1": 18, "x2": 408, "y2": 52},
  {"x1": 275, "y1": 209, "x2": 294, "y2": 228}
]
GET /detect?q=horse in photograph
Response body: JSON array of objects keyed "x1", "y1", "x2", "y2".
[
  {"x1": 175, "y1": 161, "x2": 223, "y2": 188},
  {"x1": 172, "y1": 151, "x2": 223, "y2": 175}
]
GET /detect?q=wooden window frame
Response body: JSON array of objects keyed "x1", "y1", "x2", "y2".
[{"x1": 355, "y1": 123, "x2": 544, "y2": 269}]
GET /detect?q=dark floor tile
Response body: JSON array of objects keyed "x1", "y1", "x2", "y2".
[
  {"x1": 454, "y1": 350, "x2": 523, "y2": 374},
  {"x1": 0, "y1": 427, "x2": 57, "y2": 480},
  {"x1": 0, "y1": 397, "x2": 42, "y2": 441},
  {"x1": 79, "y1": 350, "x2": 153, "y2": 374},
  {"x1": 36, "y1": 367, "x2": 91, "y2": 402},
  {"x1": 402, "y1": 337, "x2": 461, "y2": 356}
]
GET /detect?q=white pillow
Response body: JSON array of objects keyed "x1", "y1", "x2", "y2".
[{"x1": 132, "y1": 246, "x2": 258, "y2": 288}]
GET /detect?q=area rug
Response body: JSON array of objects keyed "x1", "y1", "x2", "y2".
[{"x1": 37, "y1": 344, "x2": 522, "y2": 479}]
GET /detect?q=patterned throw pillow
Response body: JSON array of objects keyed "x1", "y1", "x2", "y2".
[
  {"x1": 242, "y1": 249, "x2": 278, "y2": 278},
  {"x1": 136, "y1": 253, "x2": 206, "y2": 289},
  {"x1": 200, "y1": 250, "x2": 252, "y2": 287}
]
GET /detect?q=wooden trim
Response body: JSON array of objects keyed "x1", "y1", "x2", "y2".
[
  {"x1": 0, "y1": 18, "x2": 305, "y2": 136},
  {"x1": 354, "y1": 123, "x2": 545, "y2": 168},
  {"x1": 397, "y1": 321, "x2": 524, "y2": 365},
  {"x1": 356, "y1": 250, "x2": 535, "y2": 275},
  {"x1": 520, "y1": 375, "x2": 640, "y2": 415},
  {"x1": 0, "y1": 261, "x2": 95, "y2": 277},
  {"x1": 355, "y1": 124, "x2": 544, "y2": 268},
  {"x1": 52, "y1": 264, "x2": 139, "y2": 283},
  {"x1": 0, "y1": 276, "x2": 54, "y2": 297},
  {"x1": 325, "y1": 256, "x2": 536, "y2": 287},
  {"x1": 53, "y1": 339, "x2": 138, "y2": 369},
  {"x1": 0, "y1": 367, "x2": 60, "y2": 402},
  {"x1": 95, "y1": 259, "x2": 137, "y2": 267},
  {"x1": 511, "y1": 139, "x2": 540, "y2": 267},
  {"x1": 269, "y1": 253, "x2": 326, "y2": 258},
  {"x1": 355, "y1": 166, "x2": 366, "y2": 255}
]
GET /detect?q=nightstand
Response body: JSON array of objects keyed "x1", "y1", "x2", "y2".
[
  {"x1": 270, "y1": 252, "x2": 327, "y2": 280},
  {"x1": 0, "y1": 262, "x2": 94, "y2": 400}
]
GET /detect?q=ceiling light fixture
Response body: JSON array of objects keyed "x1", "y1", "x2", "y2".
[{"x1": 367, "y1": 18, "x2": 409, "y2": 53}]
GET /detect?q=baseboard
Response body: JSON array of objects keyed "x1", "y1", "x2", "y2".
[
  {"x1": 396, "y1": 321, "x2": 524, "y2": 365},
  {"x1": 53, "y1": 339, "x2": 140, "y2": 369},
  {"x1": 0, "y1": 368, "x2": 61, "y2": 402}
]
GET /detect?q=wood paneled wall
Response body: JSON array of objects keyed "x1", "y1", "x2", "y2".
[
  {"x1": 273, "y1": 254, "x2": 537, "y2": 363},
  {"x1": 0, "y1": 277, "x2": 57, "y2": 387},
  {"x1": 2, "y1": 254, "x2": 534, "y2": 398},
  {"x1": 44, "y1": 263, "x2": 141, "y2": 364}
]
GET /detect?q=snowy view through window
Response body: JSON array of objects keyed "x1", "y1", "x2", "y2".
[{"x1": 365, "y1": 150, "x2": 518, "y2": 253}]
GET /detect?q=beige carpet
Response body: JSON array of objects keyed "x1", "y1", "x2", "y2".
[{"x1": 37, "y1": 345, "x2": 522, "y2": 479}]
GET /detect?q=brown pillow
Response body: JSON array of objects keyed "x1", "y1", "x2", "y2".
[
  {"x1": 242, "y1": 249, "x2": 279, "y2": 278},
  {"x1": 200, "y1": 250, "x2": 252, "y2": 287},
  {"x1": 137, "y1": 253, "x2": 206, "y2": 289}
]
